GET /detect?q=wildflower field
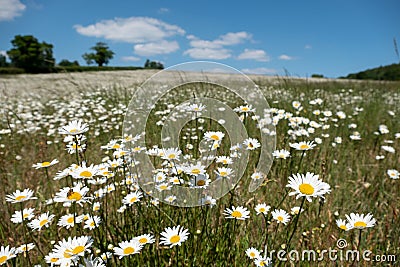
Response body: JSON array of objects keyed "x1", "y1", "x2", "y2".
[{"x1": 0, "y1": 70, "x2": 399, "y2": 266}]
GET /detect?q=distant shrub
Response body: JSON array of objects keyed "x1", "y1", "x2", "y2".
[
  {"x1": 311, "y1": 74, "x2": 324, "y2": 78},
  {"x1": 0, "y1": 67, "x2": 25, "y2": 74}
]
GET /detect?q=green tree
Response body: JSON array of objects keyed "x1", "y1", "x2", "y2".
[
  {"x1": 58, "y1": 59, "x2": 80, "y2": 67},
  {"x1": 7, "y1": 35, "x2": 55, "y2": 73},
  {"x1": 82, "y1": 42, "x2": 114, "y2": 67},
  {"x1": 144, "y1": 59, "x2": 164, "y2": 69},
  {"x1": 0, "y1": 54, "x2": 8, "y2": 67}
]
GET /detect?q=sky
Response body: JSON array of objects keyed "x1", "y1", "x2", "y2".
[{"x1": 0, "y1": 0, "x2": 399, "y2": 78}]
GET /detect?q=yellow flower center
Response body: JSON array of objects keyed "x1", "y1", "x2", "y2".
[
  {"x1": 70, "y1": 128, "x2": 78, "y2": 133},
  {"x1": 299, "y1": 144, "x2": 309, "y2": 150},
  {"x1": 197, "y1": 180, "x2": 206, "y2": 186},
  {"x1": 80, "y1": 171, "x2": 93, "y2": 178},
  {"x1": 159, "y1": 185, "x2": 168, "y2": 190},
  {"x1": 170, "y1": 235, "x2": 181, "y2": 244},
  {"x1": 41, "y1": 162, "x2": 51, "y2": 167},
  {"x1": 354, "y1": 221, "x2": 367, "y2": 228},
  {"x1": 39, "y1": 219, "x2": 49, "y2": 227},
  {"x1": 210, "y1": 135, "x2": 220, "y2": 140},
  {"x1": 249, "y1": 252, "x2": 256, "y2": 258},
  {"x1": 259, "y1": 208, "x2": 266, "y2": 213},
  {"x1": 133, "y1": 147, "x2": 141, "y2": 151},
  {"x1": 112, "y1": 144, "x2": 120, "y2": 149},
  {"x1": 67, "y1": 217, "x2": 74, "y2": 224},
  {"x1": 248, "y1": 143, "x2": 254, "y2": 148},
  {"x1": 277, "y1": 216, "x2": 284, "y2": 221},
  {"x1": 67, "y1": 192, "x2": 82, "y2": 201},
  {"x1": 299, "y1": 183, "x2": 315, "y2": 195},
  {"x1": 191, "y1": 169, "x2": 201, "y2": 175},
  {"x1": 23, "y1": 213, "x2": 29, "y2": 219},
  {"x1": 123, "y1": 247, "x2": 135, "y2": 254},
  {"x1": 231, "y1": 211, "x2": 242, "y2": 218},
  {"x1": 139, "y1": 238, "x2": 147, "y2": 244},
  {"x1": 242, "y1": 107, "x2": 249, "y2": 111},
  {"x1": 130, "y1": 197, "x2": 137, "y2": 203},
  {"x1": 50, "y1": 257, "x2": 58, "y2": 263},
  {"x1": 90, "y1": 222, "x2": 95, "y2": 227},
  {"x1": 168, "y1": 154, "x2": 176, "y2": 159},
  {"x1": 72, "y1": 246, "x2": 85, "y2": 255},
  {"x1": 0, "y1": 256, "x2": 7, "y2": 264},
  {"x1": 15, "y1": 195, "x2": 26, "y2": 201},
  {"x1": 339, "y1": 225, "x2": 347, "y2": 230},
  {"x1": 220, "y1": 171, "x2": 228, "y2": 176}
]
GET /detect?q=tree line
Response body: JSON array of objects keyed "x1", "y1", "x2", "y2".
[{"x1": 1, "y1": 35, "x2": 164, "y2": 74}]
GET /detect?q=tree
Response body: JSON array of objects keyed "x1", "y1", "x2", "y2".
[
  {"x1": 144, "y1": 59, "x2": 164, "y2": 69},
  {"x1": 7, "y1": 35, "x2": 55, "y2": 73},
  {"x1": 82, "y1": 42, "x2": 114, "y2": 67},
  {"x1": 58, "y1": 59, "x2": 80, "y2": 67},
  {"x1": 0, "y1": 54, "x2": 8, "y2": 67}
]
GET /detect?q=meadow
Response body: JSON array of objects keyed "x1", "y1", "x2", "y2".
[{"x1": 0, "y1": 70, "x2": 399, "y2": 266}]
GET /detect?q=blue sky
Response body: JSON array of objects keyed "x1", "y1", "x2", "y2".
[{"x1": 0, "y1": 0, "x2": 399, "y2": 77}]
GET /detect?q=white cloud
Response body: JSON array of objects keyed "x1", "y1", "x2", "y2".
[
  {"x1": 0, "y1": 0, "x2": 26, "y2": 21},
  {"x1": 183, "y1": 48, "x2": 231, "y2": 60},
  {"x1": 121, "y1": 56, "x2": 141, "y2": 62},
  {"x1": 241, "y1": 67, "x2": 277, "y2": 75},
  {"x1": 305, "y1": 44, "x2": 312, "y2": 49},
  {"x1": 74, "y1": 17, "x2": 185, "y2": 43},
  {"x1": 184, "y1": 31, "x2": 252, "y2": 60},
  {"x1": 237, "y1": 49, "x2": 270, "y2": 62},
  {"x1": 279, "y1": 54, "x2": 294, "y2": 60},
  {"x1": 134, "y1": 40, "x2": 179, "y2": 56}
]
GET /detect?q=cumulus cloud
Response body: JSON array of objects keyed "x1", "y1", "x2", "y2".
[
  {"x1": 134, "y1": 40, "x2": 179, "y2": 56},
  {"x1": 184, "y1": 31, "x2": 252, "y2": 60},
  {"x1": 74, "y1": 17, "x2": 185, "y2": 43},
  {"x1": 237, "y1": 49, "x2": 270, "y2": 62},
  {"x1": 279, "y1": 54, "x2": 294, "y2": 60},
  {"x1": 0, "y1": 0, "x2": 26, "y2": 21},
  {"x1": 121, "y1": 56, "x2": 141, "y2": 62},
  {"x1": 183, "y1": 48, "x2": 231, "y2": 60},
  {"x1": 241, "y1": 67, "x2": 277, "y2": 75}
]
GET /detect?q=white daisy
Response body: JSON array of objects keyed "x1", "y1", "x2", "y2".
[
  {"x1": 27, "y1": 212, "x2": 55, "y2": 231},
  {"x1": 271, "y1": 209, "x2": 291, "y2": 225},
  {"x1": 243, "y1": 138, "x2": 261, "y2": 150},
  {"x1": 32, "y1": 159, "x2": 59, "y2": 169},
  {"x1": 223, "y1": 206, "x2": 250, "y2": 220},
  {"x1": 159, "y1": 225, "x2": 190, "y2": 248},
  {"x1": 10, "y1": 208, "x2": 35, "y2": 224},
  {"x1": 336, "y1": 219, "x2": 353, "y2": 231},
  {"x1": 255, "y1": 203, "x2": 270, "y2": 215},
  {"x1": 122, "y1": 191, "x2": 143, "y2": 206},
  {"x1": 6, "y1": 188, "x2": 37, "y2": 203},
  {"x1": 58, "y1": 120, "x2": 89, "y2": 135},
  {"x1": 387, "y1": 169, "x2": 399, "y2": 179},
  {"x1": 286, "y1": 172, "x2": 331, "y2": 202},
  {"x1": 345, "y1": 213, "x2": 376, "y2": 229},
  {"x1": 0, "y1": 245, "x2": 17, "y2": 265}
]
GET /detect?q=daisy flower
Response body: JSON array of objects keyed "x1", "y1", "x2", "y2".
[
  {"x1": 84, "y1": 215, "x2": 101, "y2": 230},
  {"x1": 165, "y1": 195, "x2": 177, "y2": 204},
  {"x1": 254, "y1": 256, "x2": 272, "y2": 267},
  {"x1": 32, "y1": 159, "x2": 59, "y2": 169},
  {"x1": 58, "y1": 120, "x2": 89, "y2": 135},
  {"x1": 58, "y1": 214, "x2": 82, "y2": 229},
  {"x1": 6, "y1": 188, "x2": 37, "y2": 203},
  {"x1": 52, "y1": 236, "x2": 93, "y2": 263},
  {"x1": 255, "y1": 203, "x2": 270, "y2": 215},
  {"x1": 201, "y1": 196, "x2": 217, "y2": 206},
  {"x1": 113, "y1": 240, "x2": 143, "y2": 259},
  {"x1": 234, "y1": 104, "x2": 255, "y2": 113},
  {"x1": 345, "y1": 213, "x2": 376, "y2": 229},
  {"x1": 27, "y1": 212, "x2": 55, "y2": 231},
  {"x1": 243, "y1": 138, "x2": 261, "y2": 150},
  {"x1": 82, "y1": 256, "x2": 106, "y2": 267},
  {"x1": 245, "y1": 247, "x2": 261, "y2": 259},
  {"x1": 10, "y1": 208, "x2": 35, "y2": 223},
  {"x1": 289, "y1": 141, "x2": 316, "y2": 151},
  {"x1": 187, "y1": 103, "x2": 206, "y2": 112},
  {"x1": 184, "y1": 163, "x2": 206, "y2": 176},
  {"x1": 189, "y1": 174, "x2": 211, "y2": 188},
  {"x1": 72, "y1": 163, "x2": 100, "y2": 179},
  {"x1": 215, "y1": 167, "x2": 234, "y2": 179},
  {"x1": 122, "y1": 191, "x2": 143, "y2": 206},
  {"x1": 286, "y1": 172, "x2": 331, "y2": 202},
  {"x1": 251, "y1": 172, "x2": 265, "y2": 181},
  {"x1": 214, "y1": 156, "x2": 233, "y2": 166},
  {"x1": 204, "y1": 131, "x2": 225, "y2": 142},
  {"x1": 336, "y1": 219, "x2": 353, "y2": 231},
  {"x1": 0, "y1": 245, "x2": 16, "y2": 265},
  {"x1": 387, "y1": 169, "x2": 399, "y2": 179},
  {"x1": 223, "y1": 206, "x2": 250, "y2": 220},
  {"x1": 290, "y1": 206, "x2": 304, "y2": 215},
  {"x1": 53, "y1": 183, "x2": 91, "y2": 206},
  {"x1": 381, "y1": 145, "x2": 395, "y2": 153},
  {"x1": 271, "y1": 209, "x2": 291, "y2": 225},
  {"x1": 272, "y1": 149, "x2": 290, "y2": 159},
  {"x1": 16, "y1": 243, "x2": 35, "y2": 254},
  {"x1": 160, "y1": 225, "x2": 190, "y2": 248},
  {"x1": 161, "y1": 148, "x2": 182, "y2": 161},
  {"x1": 156, "y1": 183, "x2": 172, "y2": 192},
  {"x1": 133, "y1": 234, "x2": 156, "y2": 245}
]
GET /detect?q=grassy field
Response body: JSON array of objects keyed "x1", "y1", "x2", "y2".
[{"x1": 0, "y1": 71, "x2": 399, "y2": 266}]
